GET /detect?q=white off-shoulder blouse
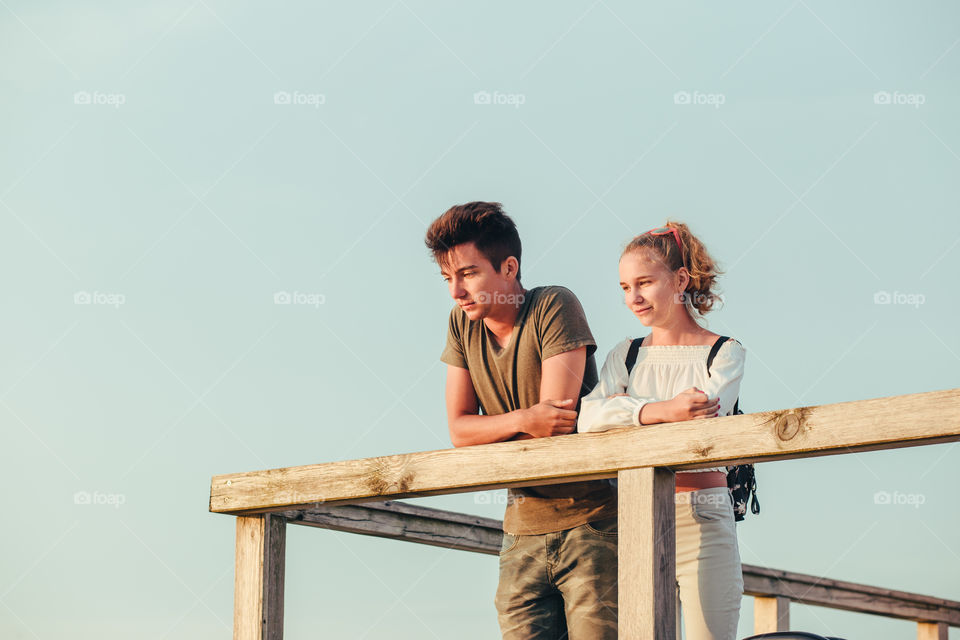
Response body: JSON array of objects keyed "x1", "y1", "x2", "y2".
[{"x1": 577, "y1": 337, "x2": 746, "y2": 473}]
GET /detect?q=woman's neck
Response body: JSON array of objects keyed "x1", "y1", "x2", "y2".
[{"x1": 648, "y1": 314, "x2": 714, "y2": 346}]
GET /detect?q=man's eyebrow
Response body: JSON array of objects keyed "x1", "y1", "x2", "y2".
[{"x1": 440, "y1": 264, "x2": 479, "y2": 276}]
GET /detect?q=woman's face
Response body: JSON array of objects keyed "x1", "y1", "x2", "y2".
[{"x1": 618, "y1": 249, "x2": 687, "y2": 327}]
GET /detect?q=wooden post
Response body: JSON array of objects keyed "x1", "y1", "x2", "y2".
[
  {"x1": 618, "y1": 467, "x2": 676, "y2": 639},
  {"x1": 754, "y1": 595, "x2": 790, "y2": 633},
  {"x1": 234, "y1": 514, "x2": 286, "y2": 640},
  {"x1": 917, "y1": 621, "x2": 948, "y2": 640}
]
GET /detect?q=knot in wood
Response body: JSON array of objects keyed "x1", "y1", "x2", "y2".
[{"x1": 775, "y1": 412, "x2": 801, "y2": 441}]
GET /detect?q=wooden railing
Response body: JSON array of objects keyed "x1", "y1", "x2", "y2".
[{"x1": 209, "y1": 388, "x2": 960, "y2": 639}]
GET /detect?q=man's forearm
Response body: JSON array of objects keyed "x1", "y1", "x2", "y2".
[{"x1": 449, "y1": 410, "x2": 528, "y2": 447}]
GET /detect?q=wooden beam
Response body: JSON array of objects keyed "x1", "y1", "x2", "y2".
[
  {"x1": 918, "y1": 621, "x2": 948, "y2": 640},
  {"x1": 743, "y1": 565, "x2": 960, "y2": 626},
  {"x1": 234, "y1": 514, "x2": 285, "y2": 640},
  {"x1": 754, "y1": 595, "x2": 790, "y2": 633},
  {"x1": 269, "y1": 500, "x2": 960, "y2": 628},
  {"x1": 618, "y1": 467, "x2": 676, "y2": 639},
  {"x1": 282, "y1": 500, "x2": 502, "y2": 554},
  {"x1": 210, "y1": 388, "x2": 960, "y2": 514}
]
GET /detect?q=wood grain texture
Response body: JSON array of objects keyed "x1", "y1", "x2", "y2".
[
  {"x1": 618, "y1": 467, "x2": 676, "y2": 639},
  {"x1": 743, "y1": 565, "x2": 960, "y2": 626},
  {"x1": 233, "y1": 514, "x2": 285, "y2": 640},
  {"x1": 754, "y1": 595, "x2": 790, "y2": 633},
  {"x1": 265, "y1": 500, "x2": 960, "y2": 627},
  {"x1": 918, "y1": 621, "x2": 949, "y2": 640},
  {"x1": 282, "y1": 500, "x2": 502, "y2": 554},
  {"x1": 210, "y1": 389, "x2": 960, "y2": 514}
]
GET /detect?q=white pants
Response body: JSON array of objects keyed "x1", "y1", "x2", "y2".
[{"x1": 674, "y1": 487, "x2": 743, "y2": 640}]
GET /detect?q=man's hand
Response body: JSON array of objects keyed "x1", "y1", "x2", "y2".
[
  {"x1": 666, "y1": 387, "x2": 719, "y2": 421},
  {"x1": 520, "y1": 398, "x2": 578, "y2": 438}
]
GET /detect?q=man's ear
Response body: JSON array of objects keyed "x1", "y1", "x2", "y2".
[{"x1": 501, "y1": 256, "x2": 520, "y2": 281}]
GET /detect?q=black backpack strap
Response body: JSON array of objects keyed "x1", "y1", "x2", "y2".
[
  {"x1": 624, "y1": 336, "x2": 646, "y2": 375},
  {"x1": 705, "y1": 336, "x2": 730, "y2": 377},
  {"x1": 707, "y1": 336, "x2": 743, "y2": 414}
]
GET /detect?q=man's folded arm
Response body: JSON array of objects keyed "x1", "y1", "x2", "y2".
[
  {"x1": 445, "y1": 346, "x2": 586, "y2": 448},
  {"x1": 445, "y1": 364, "x2": 522, "y2": 447},
  {"x1": 539, "y1": 346, "x2": 586, "y2": 404}
]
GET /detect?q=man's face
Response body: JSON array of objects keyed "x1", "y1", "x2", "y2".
[{"x1": 440, "y1": 242, "x2": 512, "y2": 321}]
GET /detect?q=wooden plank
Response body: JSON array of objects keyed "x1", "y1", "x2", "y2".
[
  {"x1": 618, "y1": 467, "x2": 676, "y2": 639},
  {"x1": 743, "y1": 564, "x2": 960, "y2": 611},
  {"x1": 210, "y1": 388, "x2": 960, "y2": 514},
  {"x1": 918, "y1": 621, "x2": 949, "y2": 640},
  {"x1": 743, "y1": 566, "x2": 960, "y2": 626},
  {"x1": 268, "y1": 500, "x2": 960, "y2": 627},
  {"x1": 234, "y1": 514, "x2": 285, "y2": 640},
  {"x1": 282, "y1": 500, "x2": 502, "y2": 554},
  {"x1": 754, "y1": 595, "x2": 790, "y2": 633}
]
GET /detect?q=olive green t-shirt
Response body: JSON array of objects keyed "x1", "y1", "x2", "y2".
[{"x1": 441, "y1": 285, "x2": 618, "y2": 535}]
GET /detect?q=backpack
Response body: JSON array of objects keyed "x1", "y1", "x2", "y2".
[{"x1": 624, "y1": 335, "x2": 760, "y2": 521}]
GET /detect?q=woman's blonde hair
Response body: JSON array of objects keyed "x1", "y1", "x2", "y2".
[{"x1": 622, "y1": 220, "x2": 723, "y2": 317}]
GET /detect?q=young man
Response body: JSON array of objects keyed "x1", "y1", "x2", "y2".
[{"x1": 425, "y1": 201, "x2": 618, "y2": 639}]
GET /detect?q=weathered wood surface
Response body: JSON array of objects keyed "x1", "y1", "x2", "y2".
[
  {"x1": 210, "y1": 389, "x2": 960, "y2": 514},
  {"x1": 275, "y1": 500, "x2": 960, "y2": 627},
  {"x1": 917, "y1": 621, "x2": 949, "y2": 640},
  {"x1": 233, "y1": 514, "x2": 285, "y2": 640},
  {"x1": 281, "y1": 500, "x2": 502, "y2": 553},
  {"x1": 754, "y1": 595, "x2": 790, "y2": 633},
  {"x1": 618, "y1": 468, "x2": 676, "y2": 639},
  {"x1": 743, "y1": 565, "x2": 960, "y2": 626}
]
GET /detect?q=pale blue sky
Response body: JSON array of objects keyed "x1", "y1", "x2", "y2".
[{"x1": 2, "y1": 1, "x2": 958, "y2": 638}]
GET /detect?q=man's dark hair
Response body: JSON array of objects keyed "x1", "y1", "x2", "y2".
[{"x1": 425, "y1": 202, "x2": 522, "y2": 282}]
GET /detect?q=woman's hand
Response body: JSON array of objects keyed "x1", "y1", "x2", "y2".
[{"x1": 666, "y1": 387, "x2": 719, "y2": 421}]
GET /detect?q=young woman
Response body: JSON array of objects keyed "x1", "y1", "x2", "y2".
[{"x1": 578, "y1": 221, "x2": 744, "y2": 640}]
